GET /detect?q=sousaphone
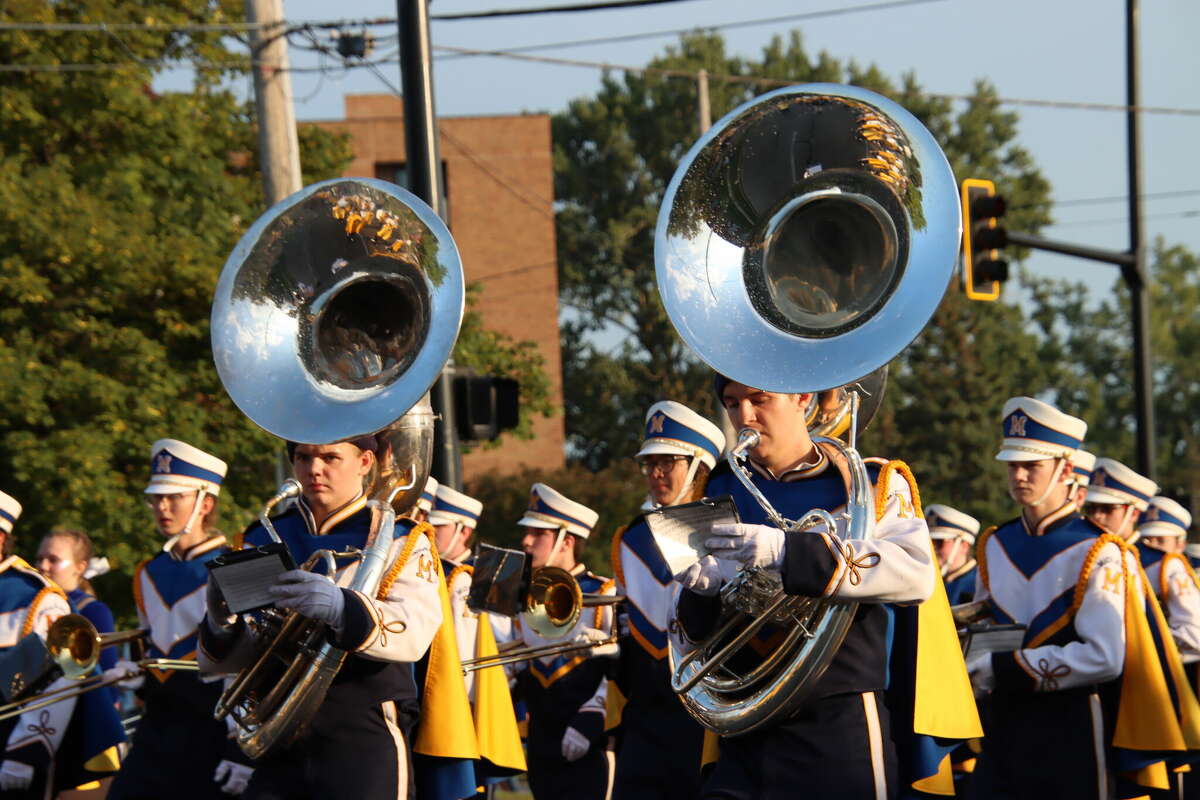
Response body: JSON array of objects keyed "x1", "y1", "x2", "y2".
[{"x1": 655, "y1": 84, "x2": 960, "y2": 735}]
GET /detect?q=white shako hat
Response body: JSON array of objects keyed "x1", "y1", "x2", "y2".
[
  {"x1": 995, "y1": 396, "x2": 1087, "y2": 462},
  {"x1": 428, "y1": 485, "x2": 483, "y2": 528},
  {"x1": 144, "y1": 439, "x2": 227, "y2": 496},
  {"x1": 0, "y1": 491, "x2": 22, "y2": 536},
  {"x1": 416, "y1": 476, "x2": 440, "y2": 514},
  {"x1": 1136, "y1": 497, "x2": 1191, "y2": 538},
  {"x1": 1186, "y1": 543, "x2": 1200, "y2": 561},
  {"x1": 1086, "y1": 458, "x2": 1158, "y2": 511},
  {"x1": 1071, "y1": 450, "x2": 1097, "y2": 487},
  {"x1": 636, "y1": 400, "x2": 726, "y2": 470},
  {"x1": 925, "y1": 504, "x2": 981, "y2": 545},
  {"x1": 518, "y1": 483, "x2": 599, "y2": 540}
]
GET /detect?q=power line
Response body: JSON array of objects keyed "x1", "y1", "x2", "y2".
[
  {"x1": 435, "y1": 0, "x2": 948, "y2": 59},
  {"x1": 431, "y1": 0, "x2": 696, "y2": 21},
  {"x1": 1049, "y1": 209, "x2": 1200, "y2": 228}
]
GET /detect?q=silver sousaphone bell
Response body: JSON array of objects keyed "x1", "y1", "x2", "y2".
[{"x1": 655, "y1": 84, "x2": 961, "y2": 735}]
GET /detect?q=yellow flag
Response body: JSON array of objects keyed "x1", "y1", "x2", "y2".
[{"x1": 472, "y1": 613, "x2": 526, "y2": 771}]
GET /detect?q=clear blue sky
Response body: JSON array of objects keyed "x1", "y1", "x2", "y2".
[{"x1": 163, "y1": 0, "x2": 1200, "y2": 301}]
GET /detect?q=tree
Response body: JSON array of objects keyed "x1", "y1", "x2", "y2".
[
  {"x1": 554, "y1": 31, "x2": 1053, "y2": 472},
  {"x1": 0, "y1": 0, "x2": 552, "y2": 620}
]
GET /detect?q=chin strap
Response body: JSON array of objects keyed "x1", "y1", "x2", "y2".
[
  {"x1": 667, "y1": 456, "x2": 704, "y2": 507},
  {"x1": 1016, "y1": 457, "x2": 1065, "y2": 510},
  {"x1": 545, "y1": 528, "x2": 568, "y2": 570},
  {"x1": 162, "y1": 487, "x2": 209, "y2": 559}
]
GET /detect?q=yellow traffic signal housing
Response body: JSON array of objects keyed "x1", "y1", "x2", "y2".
[{"x1": 961, "y1": 178, "x2": 1009, "y2": 301}]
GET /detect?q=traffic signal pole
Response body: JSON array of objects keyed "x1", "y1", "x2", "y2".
[{"x1": 397, "y1": 0, "x2": 463, "y2": 490}]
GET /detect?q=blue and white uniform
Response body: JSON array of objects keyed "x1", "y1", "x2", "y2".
[
  {"x1": 513, "y1": 484, "x2": 614, "y2": 800},
  {"x1": 675, "y1": 449, "x2": 940, "y2": 800},
  {"x1": 610, "y1": 401, "x2": 723, "y2": 800},
  {"x1": 199, "y1": 492, "x2": 443, "y2": 800},
  {"x1": 1135, "y1": 498, "x2": 1200, "y2": 664}
]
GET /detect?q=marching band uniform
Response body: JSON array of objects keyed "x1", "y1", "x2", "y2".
[
  {"x1": 673, "y1": 400, "x2": 976, "y2": 799},
  {"x1": 413, "y1": 477, "x2": 439, "y2": 522},
  {"x1": 1069, "y1": 449, "x2": 1097, "y2": 510},
  {"x1": 427, "y1": 486, "x2": 525, "y2": 786},
  {"x1": 1135, "y1": 498, "x2": 1200, "y2": 663},
  {"x1": 927, "y1": 504, "x2": 980, "y2": 607},
  {"x1": 200, "y1": 488, "x2": 444, "y2": 800},
  {"x1": 609, "y1": 402, "x2": 721, "y2": 800},
  {"x1": 513, "y1": 484, "x2": 615, "y2": 800},
  {"x1": 109, "y1": 440, "x2": 250, "y2": 800}
]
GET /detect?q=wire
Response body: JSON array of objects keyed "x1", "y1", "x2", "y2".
[
  {"x1": 431, "y1": 0, "x2": 697, "y2": 21},
  {"x1": 1049, "y1": 209, "x2": 1200, "y2": 228},
  {"x1": 435, "y1": 0, "x2": 948, "y2": 59}
]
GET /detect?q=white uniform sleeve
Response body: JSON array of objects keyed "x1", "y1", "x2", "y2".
[
  {"x1": 783, "y1": 468, "x2": 935, "y2": 604},
  {"x1": 340, "y1": 533, "x2": 442, "y2": 663},
  {"x1": 6, "y1": 592, "x2": 75, "y2": 759},
  {"x1": 1003, "y1": 542, "x2": 1128, "y2": 692},
  {"x1": 1162, "y1": 557, "x2": 1200, "y2": 663}
]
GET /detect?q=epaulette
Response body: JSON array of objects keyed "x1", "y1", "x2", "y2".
[
  {"x1": 610, "y1": 524, "x2": 630, "y2": 591},
  {"x1": 3, "y1": 557, "x2": 69, "y2": 639},
  {"x1": 447, "y1": 562, "x2": 474, "y2": 589},
  {"x1": 871, "y1": 459, "x2": 924, "y2": 522},
  {"x1": 975, "y1": 526, "x2": 1000, "y2": 593},
  {"x1": 1161, "y1": 552, "x2": 1200, "y2": 599},
  {"x1": 131, "y1": 557, "x2": 153, "y2": 618}
]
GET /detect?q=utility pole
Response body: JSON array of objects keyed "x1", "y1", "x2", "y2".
[
  {"x1": 397, "y1": 0, "x2": 463, "y2": 490},
  {"x1": 697, "y1": 69, "x2": 711, "y2": 136},
  {"x1": 245, "y1": 0, "x2": 302, "y2": 206},
  {"x1": 1126, "y1": 0, "x2": 1155, "y2": 480}
]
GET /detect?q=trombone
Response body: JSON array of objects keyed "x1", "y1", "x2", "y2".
[
  {"x1": 461, "y1": 566, "x2": 623, "y2": 673},
  {"x1": 0, "y1": 614, "x2": 197, "y2": 721}
]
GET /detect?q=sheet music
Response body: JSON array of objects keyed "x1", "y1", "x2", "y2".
[
  {"x1": 961, "y1": 623, "x2": 1027, "y2": 661},
  {"x1": 645, "y1": 496, "x2": 740, "y2": 576},
  {"x1": 211, "y1": 554, "x2": 291, "y2": 614}
]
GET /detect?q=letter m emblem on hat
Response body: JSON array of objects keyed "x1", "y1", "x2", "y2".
[
  {"x1": 648, "y1": 414, "x2": 665, "y2": 434},
  {"x1": 1008, "y1": 414, "x2": 1027, "y2": 438},
  {"x1": 155, "y1": 453, "x2": 173, "y2": 473}
]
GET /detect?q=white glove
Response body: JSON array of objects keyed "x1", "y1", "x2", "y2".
[
  {"x1": 675, "y1": 555, "x2": 724, "y2": 597},
  {"x1": 574, "y1": 627, "x2": 619, "y2": 658},
  {"x1": 966, "y1": 652, "x2": 994, "y2": 696},
  {"x1": 213, "y1": 759, "x2": 253, "y2": 795},
  {"x1": 705, "y1": 522, "x2": 786, "y2": 571},
  {"x1": 0, "y1": 760, "x2": 33, "y2": 791},
  {"x1": 561, "y1": 725, "x2": 590, "y2": 762},
  {"x1": 104, "y1": 659, "x2": 144, "y2": 691},
  {"x1": 268, "y1": 570, "x2": 346, "y2": 630}
]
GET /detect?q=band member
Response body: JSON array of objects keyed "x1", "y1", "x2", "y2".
[
  {"x1": 108, "y1": 440, "x2": 252, "y2": 800},
  {"x1": 1068, "y1": 449, "x2": 1096, "y2": 510},
  {"x1": 36, "y1": 529, "x2": 117, "y2": 672},
  {"x1": 412, "y1": 476, "x2": 439, "y2": 524},
  {"x1": 969, "y1": 398, "x2": 1193, "y2": 799},
  {"x1": 1084, "y1": 457, "x2": 1158, "y2": 543},
  {"x1": 428, "y1": 485, "x2": 525, "y2": 785},
  {"x1": 514, "y1": 483, "x2": 615, "y2": 800},
  {"x1": 926, "y1": 504, "x2": 980, "y2": 606},
  {"x1": 199, "y1": 436, "x2": 445, "y2": 800},
  {"x1": 673, "y1": 377, "x2": 977, "y2": 799},
  {"x1": 609, "y1": 401, "x2": 722, "y2": 800},
  {"x1": 1135, "y1": 497, "x2": 1199, "y2": 663}
]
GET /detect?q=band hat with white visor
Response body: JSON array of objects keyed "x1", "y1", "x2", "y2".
[
  {"x1": 0, "y1": 491, "x2": 21, "y2": 536},
  {"x1": 416, "y1": 476, "x2": 439, "y2": 514},
  {"x1": 1071, "y1": 450, "x2": 1097, "y2": 487},
  {"x1": 1137, "y1": 497, "x2": 1192, "y2": 539},
  {"x1": 144, "y1": 439, "x2": 227, "y2": 496},
  {"x1": 995, "y1": 396, "x2": 1088, "y2": 463},
  {"x1": 636, "y1": 401, "x2": 726, "y2": 471},
  {"x1": 518, "y1": 483, "x2": 599, "y2": 540},
  {"x1": 1086, "y1": 458, "x2": 1158, "y2": 512},
  {"x1": 428, "y1": 485, "x2": 483, "y2": 529},
  {"x1": 925, "y1": 504, "x2": 981, "y2": 545}
]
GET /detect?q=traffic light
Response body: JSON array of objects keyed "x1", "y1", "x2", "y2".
[
  {"x1": 961, "y1": 178, "x2": 1009, "y2": 301},
  {"x1": 453, "y1": 374, "x2": 520, "y2": 442}
]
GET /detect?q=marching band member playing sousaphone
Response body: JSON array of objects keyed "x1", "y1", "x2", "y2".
[
  {"x1": 427, "y1": 485, "x2": 525, "y2": 787},
  {"x1": 0, "y1": 490, "x2": 122, "y2": 798},
  {"x1": 514, "y1": 484, "x2": 616, "y2": 800},
  {"x1": 926, "y1": 504, "x2": 980, "y2": 606},
  {"x1": 672, "y1": 376, "x2": 977, "y2": 800},
  {"x1": 970, "y1": 399, "x2": 1198, "y2": 799},
  {"x1": 608, "y1": 401, "x2": 722, "y2": 800},
  {"x1": 199, "y1": 436, "x2": 444, "y2": 800},
  {"x1": 109, "y1": 439, "x2": 252, "y2": 800}
]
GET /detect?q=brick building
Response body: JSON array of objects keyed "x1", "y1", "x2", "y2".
[{"x1": 313, "y1": 94, "x2": 565, "y2": 476}]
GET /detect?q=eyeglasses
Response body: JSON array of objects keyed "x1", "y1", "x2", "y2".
[
  {"x1": 143, "y1": 492, "x2": 198, "y2": 510},
  {"x1": 1084, "y1": 503, "x2": 1131, "y2": 517},
  {"x1": 638, "y1": 455, "x2": 691, "y2": 476}
]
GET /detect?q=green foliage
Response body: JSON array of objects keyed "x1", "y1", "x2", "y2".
[
  {"x1": 0, "y1": 0, "x2": 552, "y2": 624},
  {"x1": 467, "y1": 462, "x2": 647, "y2": 579},
  {"x1": 553, "y1": 31, "x2": 1053, "y2": 472}
]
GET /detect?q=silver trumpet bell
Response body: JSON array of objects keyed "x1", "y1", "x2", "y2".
[{"x1": 655, "y1": 84, "x2": 960, "y2": 735}]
